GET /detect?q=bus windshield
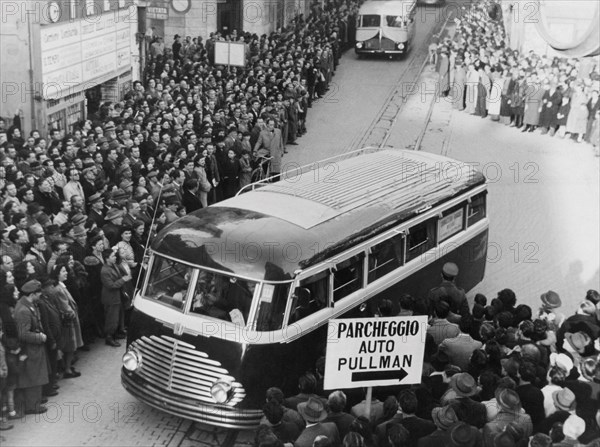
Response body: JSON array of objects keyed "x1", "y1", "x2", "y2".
[
  {"x1": 361, "y1": 15, "x2": 380, "y2": 27},
  {"x1": 189, "y1": 270, "x2": 256, "y2": 325},
  {"x1": 386, "y1": 15, "x2": 406, "y2": 27},
  {"x1": 144, "y1": 255, "x2": 258, "y2": 326}
]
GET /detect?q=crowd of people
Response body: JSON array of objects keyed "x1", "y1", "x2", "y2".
[
  {"x1": 254, "y1": 263, "x2": 600, "y2": 447},
  {"x1": 433, "y1": 1, "x2": 600, "y2": 152},
  {"x1": 0, "y1": 0, "x2": 361, "y2": 433}
]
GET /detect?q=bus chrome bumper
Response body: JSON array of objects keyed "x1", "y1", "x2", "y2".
[
  {"x1": 356, "y1": 49, "x2": 406, "y2": 55},
  {"x1": 121, "y1": 369, "x2": 263, "y2": 429}
]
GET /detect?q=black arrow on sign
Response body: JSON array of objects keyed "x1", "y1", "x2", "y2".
[{"x1": 351, "y1": 369, "x2": 408, "y2": 383}]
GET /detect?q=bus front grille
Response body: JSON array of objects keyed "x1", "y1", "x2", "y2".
[
  {"x1": 131, "y1": 335, "x2": 246, "y2": 406},
  {"x1": 380, "y1": 37, "x2": 397, "y2": 51},
  {"x1": 364, "y1": 34, "x2": 380, "y2": 49}
]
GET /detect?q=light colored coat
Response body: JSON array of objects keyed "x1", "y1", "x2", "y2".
[{"x1": 254, "y1": 128, "x2": 284, "y2": 173}]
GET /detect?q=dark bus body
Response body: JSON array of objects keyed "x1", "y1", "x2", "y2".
[{"x1": 122, "y1": 148, "x2": 488, "y2": 428}]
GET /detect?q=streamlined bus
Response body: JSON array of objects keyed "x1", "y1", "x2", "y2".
[
  {"x1": 121, "y1": 148, "x2": 488, "y2": 429},
  {"x1": 355, "y1": 0, "x2": 417, "y2": 57}
]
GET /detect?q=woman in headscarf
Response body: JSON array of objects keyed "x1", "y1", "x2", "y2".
[{"x1": 48, "y1": 263, "x2": 84, "y2": 378}]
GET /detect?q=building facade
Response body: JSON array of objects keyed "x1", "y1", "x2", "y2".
[
  {"x1": 502, "y1": 0, "x2": 600, "y2": 58},
  {"x1": 146, "y1": 0, "x2": 308, "y2": 44},
  {"x1": 0, "y1": 0, "x2": 142, "y2": 136}
]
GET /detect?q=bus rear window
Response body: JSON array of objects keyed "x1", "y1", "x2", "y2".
[
  {"x1": 144, "y1": 256, "x2": 191, "y2": 310},
  {"x1": 361, "y1": 15, "x2": 380, "y2": 27},
  {"x1": 468, "y1": 192, "x2": 487, "y2": 226}
]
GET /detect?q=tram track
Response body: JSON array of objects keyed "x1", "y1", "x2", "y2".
[{"x1": 349, "y1": 8, "x2": 454, "y2": 151}]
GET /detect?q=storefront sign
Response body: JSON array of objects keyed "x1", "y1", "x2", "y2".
[
  {"x1": 40, "y1": 8, "x2": 134, "y2": 99},
  {"x1": 147, "y1": 6, "x2": 168, "y2": 20},
  {"x1": 323, "y1": 316, "x2": 427, "y2": 389}
]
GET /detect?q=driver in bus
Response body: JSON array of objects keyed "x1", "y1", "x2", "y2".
[{"x1": 192, "y1": 279, "x2": 230, "y2": 321}]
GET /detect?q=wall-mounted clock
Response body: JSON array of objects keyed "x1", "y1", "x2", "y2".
[
  {"x1": 172, "y1": 0, "x2": 191, "y2": 14},
  {"x1": 48, "y1": 1, "x2": 61, "y2": 22}
]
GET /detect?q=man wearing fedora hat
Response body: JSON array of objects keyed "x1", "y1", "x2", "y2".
[
  {"x1": 294, "y1": 397, "x2": 340, "y2": 447},
  {"x1": 418, "y1": 406, "x2": 459, "y2": 447},
  {"x1": 13, "y1": 280, "x2": 49, "y2": 415},
  {"x1": 556, "y1": 300, "x2": 600, "y2": 353},
  {"x1": 482, "y1": 388, "x2": 532, "y2": 445},
  {"x1": 449, "y1": 422, "x2": 481, "y2": 447},
  {"x1": 447, "y1": 372, "x2": 487, "y2": 429}
]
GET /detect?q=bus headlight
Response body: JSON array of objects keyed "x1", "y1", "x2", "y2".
[
  {"x1": 122, "y1": 349, "x2": 142, "y2": 371},
  {"x1": 356, "y1": 42, "x2": 363, "y2": 49},
  {"x1": 397, "y1": 43, "x2": 405, "y2": 50},
  {"x1": 210, "y1": 380, "x2": 233, "y2": 404}
]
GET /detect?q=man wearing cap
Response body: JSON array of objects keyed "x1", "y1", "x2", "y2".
[
  {"x1": 439, "y1": 315, "x2": 482, "y2": 372},
  {"x1": 87, "y1": 192, "x2": 105, "y2": 228},
  {"x1": 427, "y1": 262, "x2": 470, "y2": 317},
  {"x1": 418, "y1": 406, "x2": 459, "y2": 447},
  {"x1": 294, "y1": 397, "x2": 340, "y2": 447},
  {"x1": 482, "y1": 388, "x2": 532, "y2": 446},
  {"x1": 103, "y1": 208, "x2": 125, "y2": 247},
  {"x1": 13, "y1": 280, "x2": 49, "y2": 415}
]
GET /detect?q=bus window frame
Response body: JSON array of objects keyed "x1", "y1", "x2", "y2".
[
  {"x1": 360, "y1": 14, "x2": 381, "y2": 27},
  {"x1": 286, "y1": 270, "x2": 331, "y2": 325},
  {"x1": 142, "y1": 255, "x2": 197, "y2": 311},
  {"x1": 331, "y1": 253, "x2": 365, "y2": 303},
  {"x1": 467, "y1": 192, "x2": 487, "y2": 227},
  {"x1": 437, "y1": 203, "x2": 467, "y2": 244},
  {"x1": 367, "y1": 231, "x2": 405, "y2": 283},
  {"x1": 405, "y1": 217, "x2": 438, "y2": 262}
]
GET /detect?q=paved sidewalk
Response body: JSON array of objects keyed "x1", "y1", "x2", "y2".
[{"x1": 385, "y1": 62, "x2": 600, "y2": 315}]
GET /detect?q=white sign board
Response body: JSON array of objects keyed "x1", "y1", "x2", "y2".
[
  {"x1": 40, "y1": 8, "x2": 133, "y2": 99},
  {"x1": 324, "y1": 316, "x2": 427, "y2": 389},
  {"x1": 214, "y1": 41, "x2": 246, "y2": 67}
]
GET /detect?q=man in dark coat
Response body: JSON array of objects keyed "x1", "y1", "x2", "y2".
[
  {"x1": 427, "y1": 262, "x2": 470, "y2": 317},
  {"x1": 38, "y1": 282, "x2": 62, "y2": 397},
  {"x1": 539, "y1": 81, "x2": 562, "y2": 135},
  {"x1": 14, "y1": 280, "x2": 49, "y2": 414}
]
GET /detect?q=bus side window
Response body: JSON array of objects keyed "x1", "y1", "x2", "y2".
[
  {"x1": 333, "y1": 254, "x2": 364, "y2": 302},
  {"x1": 288, "y1": 272, "x2": 329, "y2": 324},
  {"x1": 406, "y1": 218, "x2": 437, "y2": 262},
  {"x1": 368, "y1": 233, "x2": 404, "y2": 282},
  {"x1": 467, "y1": 192, "x2": 487, "y2": 226}
]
